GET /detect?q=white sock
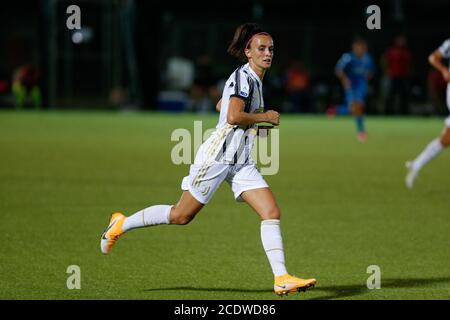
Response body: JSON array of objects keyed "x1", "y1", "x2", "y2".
[
  {"x1": 260, "y1": 219, "x2": 288, "y2": 277},
  {"x1": 122, "y1": 205, "x2": 172, "y2": 232},
  {"x1": 412, "y1": 138, "x2": 443, "y2": 171}
]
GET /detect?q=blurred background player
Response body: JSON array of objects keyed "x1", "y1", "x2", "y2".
[
  {"x1": 335, "y1": 37, "x2": 374, "y2": 142},
  {"x1": 381, "y1": 34, "x2": 412, "y2": 115},
  {"x1": 285, "y1": 59, "x2": 313, "y2": 113},
  {"x1": 100, "y1": 23, "x2": 316, "y2": 296},
  {"x1": 12, "y1": 63, "x2": 42, "y2": 110},
  {"x1": 189, "y1": 54, "x2": 220, "y2": 113},
  {"x1": 406, "y1": 39, "x2": 450, "y2": 188}
]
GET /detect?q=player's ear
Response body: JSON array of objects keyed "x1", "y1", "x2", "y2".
[{"x1": 245, "y1": 47, "x2": 251, "y2": 59}]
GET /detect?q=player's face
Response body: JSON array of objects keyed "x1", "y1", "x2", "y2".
[
  {"x1": 246, "y1": 35, "x2": 274, "y2": 70},
  {"x1": 353, "y1": 41, "x2": 367, "y2": 57}
]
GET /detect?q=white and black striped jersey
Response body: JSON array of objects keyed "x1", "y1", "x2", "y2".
[
  {"x1": 438, "y1": 39, "x2": 450, "y2": 62},
  {"x1": 203, "y1": 63, "x2": 265, "y2": 165}
]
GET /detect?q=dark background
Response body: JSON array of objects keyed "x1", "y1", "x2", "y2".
[{"x1": 1, "y1": 0, "x2": 449, "y2": 114}]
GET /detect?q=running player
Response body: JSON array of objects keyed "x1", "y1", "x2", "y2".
[
  {"x1": 335, "y1": 37, "x2": 374, "y2": 142},
  {"x1": 100, "y1": 23, "x2": 316, "y2": 296},
  {"x1": 405, "y1": 39, "x2": 450, "y2": 188}
]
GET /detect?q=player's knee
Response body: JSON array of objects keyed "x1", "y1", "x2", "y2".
[
  {"x1": 264, "y1": 206, "x2": 281, "y2": 220},
  {"x1": 170, "y1": 214, "x2": 193, "y2": 225},
  {"x1": 440, "y1": 131, "x2": 450, "y2": 146},
  {"x1": 173, "y1": 216, "x2": 193, "y2": 225},
  {"x1": 440, "y1": 137, "x2": 450, "y2": 147},
  {"x1": 352, "y1": 104, "x2": 363, "y2": 116},
  {"x1": 169, "y1": 208, "x2": 194, "y2": 225}
]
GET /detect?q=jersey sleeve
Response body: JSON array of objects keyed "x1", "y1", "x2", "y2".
[
  {"x1": 335, "y1": 53, "x2": 351, "y2": 73},
  {"x1": 438, "y1": 39, "x2": 450, "y2": 59},
  {"x1": 230, "y1": 68, "x2": 252, "y2": 101}
]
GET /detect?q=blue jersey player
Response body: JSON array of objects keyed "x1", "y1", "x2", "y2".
[{"x1": 335, "y1": 37, "x2": 374, "y2": 142}]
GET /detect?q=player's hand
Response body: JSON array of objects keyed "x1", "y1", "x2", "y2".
[
  {"x1": 343, "y1": 77, "x2": 352, "y2": 89},
  {"x1": 442, "y1": 69, "x2": 450, "y2": 83},
  {"x1": 264, "y1": 110, "x2": 280, "y2": 126}
]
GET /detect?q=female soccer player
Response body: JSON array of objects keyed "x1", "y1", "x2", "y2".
[
  {"x1": 100, "y1": 23, "x2": 316, "y2": 296},
  {"x1": 405, "y1": 39, "x2": 450, "y2": 188},
  {"x1": 335, "y1": 37, "x2": 374, "y2": 142}
]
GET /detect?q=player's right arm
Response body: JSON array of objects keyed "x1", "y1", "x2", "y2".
[
  {"x1": 335, "y1": 54, "x2": 352, "y2": 89},
  {"x1": 336, "y1": 70, "x2": 351, "y2": 90},
  {"x1": 227, "y1": 97, "x2": 279, "y2": 126},
  {"x1": 429, "y1": 49, "x2": 450, "y2": 82}
]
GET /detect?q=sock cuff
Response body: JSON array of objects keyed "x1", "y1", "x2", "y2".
[
  {"x1": 432, "y1": 138, "x2": 444, "y2": 150},
  {"x1": 164, "y1": 205, "x2": 173, "y2": 224},
  {"x1": 261, "y1": 219, "x2": 280, "y2": 226}
]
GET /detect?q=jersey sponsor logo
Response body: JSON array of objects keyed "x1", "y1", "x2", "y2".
[{"x1": 240, "y1": 89, "x2": 249, "y2": 97}]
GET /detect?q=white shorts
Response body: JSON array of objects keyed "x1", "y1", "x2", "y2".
[{"x1": 181, "y1": 161, "x2": 268, "y2": 205}]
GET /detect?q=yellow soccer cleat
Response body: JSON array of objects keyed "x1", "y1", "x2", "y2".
[
  {"x1": 274, "y1": 274, "x2": 317, "y2": 296},
  {"x1": 100, "y1": 212, "x2": 126, "y2": 254}
]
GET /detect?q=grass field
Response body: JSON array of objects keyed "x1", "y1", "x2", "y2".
[{"x1": 0, "y1": 110, "x2": 449, "y2": 300}]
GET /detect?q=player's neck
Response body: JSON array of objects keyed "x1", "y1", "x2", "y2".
[{"x1": 249, "y1": 62, "x2": 266, "y2": 81}]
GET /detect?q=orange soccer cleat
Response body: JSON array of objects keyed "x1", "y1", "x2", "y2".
[
  {"x1": 274, "y1": 274, "x2": 317, "y2": 296},
  {"x1": 100, "y1": 212, "x2": 126, "y2": 254}
]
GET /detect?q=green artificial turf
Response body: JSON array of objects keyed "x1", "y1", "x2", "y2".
[{"x1": 0, "y1": 110, "x2": 449, "y2": 300}]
